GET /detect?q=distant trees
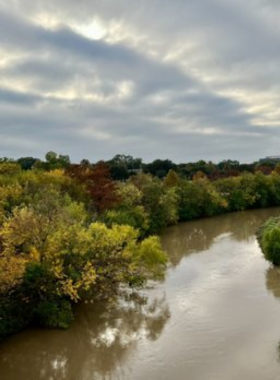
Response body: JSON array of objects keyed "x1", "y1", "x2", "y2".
[
  {"x1": 177, "y1": 160, "x2": 216, "y2": 179},
  {"x1": 16, "y1": 152, "x2": 70, "y2": 171},
  {"x1": 144, "y1": 159, "x2": 176, "y2": 178},
  {"x1": 17, "y1": 157, "x2": 39, "y2": 170},
  {"x1": 38, "y1": 151, "x2": 70, "y2": 171},
  {"x1": 107, "y1": 154, "x2": 142, "y2": 180},
  {"x1": 11, "y1": 152, "x2": 280, "y2": 181}
]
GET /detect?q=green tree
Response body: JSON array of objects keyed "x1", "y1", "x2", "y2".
[
  {"x1": 258, "y1": 217, "x2": 280, "y2": 266},
  {"x1": 144, "y1": 159, "x2": 177, "y2": 178},
  {"x1": 131, "y1": 174, "x2": 179, "y2": 233},
  {"x1": 213, "y1": 174, "x2": 257, "y2": 212},
  {"x1": 17, "y1": 157, "x2": 39, "y2": 170},
  {"x1": 104, "y1": 182, "x2": 149, "y2": 234},
  {"x1": 177, "y1": 179, "x2": 227, "y2": 220}
]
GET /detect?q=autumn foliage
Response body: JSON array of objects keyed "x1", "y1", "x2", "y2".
[
  {"x1": 66, "y1": 161, "x2": 120, "y2": 213},
  {"x1": 0, "y1": 165, "x2": 166, "y2": 339},
  {"x1": 2, "y1": 152, "x2": 280, "y2": 340}
]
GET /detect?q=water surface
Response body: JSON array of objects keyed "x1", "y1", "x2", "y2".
[{"x1": 2, "y1": 208, "x2": 280, "y2": 380}]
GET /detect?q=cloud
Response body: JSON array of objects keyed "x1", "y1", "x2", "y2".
[{"x1": 0, "y1": 0, "x2": 280, "y2": 162}]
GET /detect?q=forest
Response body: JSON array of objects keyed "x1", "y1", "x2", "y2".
[{"x1": 1, "y1": 152, "x2": 280, "y2": 340}]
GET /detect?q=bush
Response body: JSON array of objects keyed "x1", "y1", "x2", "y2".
[
  {"x1": 0, "y1": 292, "x2": 34, "y2": 340},
  {"x1": 258, "y1": 217, "x2": 280, "y2": 266},
  {"x1": 35, "y1": 299, "x2": 73, "y2": 329}
]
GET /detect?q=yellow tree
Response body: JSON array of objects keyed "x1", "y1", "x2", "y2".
[{"x1": 164, "y1": 169, "x2": 179, "y2": 188}]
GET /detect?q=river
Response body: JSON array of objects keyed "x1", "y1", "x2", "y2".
[{"x1": 1, "y1": 208, "x2": 280, "y2": 380}]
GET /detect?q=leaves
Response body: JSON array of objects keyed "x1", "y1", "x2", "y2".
[
  {"x1": 66, "y1": 161, "x2": 120, "y2": 214},
  {"x1": 258, "y1": 217, "x2": 280, "y2": 266},
  {"x1": 0, "y1": 177, "x2": 167, "y2": 336}
]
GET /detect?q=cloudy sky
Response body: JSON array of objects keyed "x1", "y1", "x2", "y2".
[{"x1": 1, "y1": 0, "x2": 280, "y2": 163}]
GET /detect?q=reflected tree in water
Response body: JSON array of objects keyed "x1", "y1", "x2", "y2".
[
  {"x1": 0, "y1": 291, "x2": 170, "y2": 380},
  {"x1": 266, "y1": 267, "x2": 280, "y2": 299},
  {"x1": 266, "y1": 267, "x2": 280, "y2": 360}
]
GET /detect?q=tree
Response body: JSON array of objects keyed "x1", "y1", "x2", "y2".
[
  {"x1": 107, "y1": 154, "x2": 143, "y2": 180},
  {"x1": 17, "y1": 157, "x2": 39, "y2": 170},
  {"x1": 84, "y1": 161, "x2": 120, "y2": 214},
  {"x1": 214, "y1": 174, "x2": 257, "y2": 212},
  {"x1": 35, "y1": 152, "x2": 71, "y2": 171},
  {"x1": 192, "y1": 170, "x2": 207, "y2": 181},
  {"x1": 131, "y1": 174, "x2": 179, "y2": 233},
  {"x1": 177, "y1": 179, "x2": 227, "y2": 220},
  {"x1": 0, "y1": 196, "x2": 167, "y2": 335},
  {"x1": 144, "y1": 159, "x2": 177, "y2": 178},
  {"x1": 273, "y1": 163, "x2": 280, "y2": 176},
  {"x1": 66, "y1": 161, "x2": 119, "y2": 214},
  {"x1": 104, "y1": 182, "x2": 149, "y2": 235},
  {"x1": 164, "y1": 169, "x2": 179, "y2": 188}
]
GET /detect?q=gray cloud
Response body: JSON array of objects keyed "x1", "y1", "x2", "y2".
[{"x1": 0, "y1": 0, "x2": 280, "y2": 162}]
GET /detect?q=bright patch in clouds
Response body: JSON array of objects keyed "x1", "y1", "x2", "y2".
[{"x1": 74, "y1": 19, "x2": 107, "y2": 41}]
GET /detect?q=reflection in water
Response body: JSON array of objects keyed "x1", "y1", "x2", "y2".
[
  {"x1": 0, "y1": 291, "x2": 170, "y2": 380},
  {"x1": 266, "y1": 267, "x2": 280, "y2": 299},
  {"x1": 162, "y1": 208, "x2": 280, "y2": 266},
  {"x1": 265, "y1": 267, "x2": 280, "y2": 359}
]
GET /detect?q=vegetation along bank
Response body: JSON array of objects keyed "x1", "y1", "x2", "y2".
[{"x1": 1, "y1": 152, "x2": 280, "y2": 340}]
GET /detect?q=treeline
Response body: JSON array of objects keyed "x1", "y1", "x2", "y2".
[
  {"x1": 5, "y1": 151, "x2": 280, "y2": 180},
  {"x1": 2, "y1": 152, "x2": 280, "y2": 340}
]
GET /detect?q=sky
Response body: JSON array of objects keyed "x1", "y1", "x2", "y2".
[{"x1": 1, "y1": 0, "x2": 280, "y2": 163}]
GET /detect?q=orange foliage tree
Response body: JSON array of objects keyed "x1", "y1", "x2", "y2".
[{"x1": 66, "y1": 161, "x2": 119, "y2": 214}]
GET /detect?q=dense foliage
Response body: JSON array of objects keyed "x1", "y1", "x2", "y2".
[
  {"x1": 257, "y1": 217, "x2": 280, "y2": 266},
  {"x1": 0, "y1": 159, "x2": 167, "y2": 340},
  {"x1": 2, "y1": 151, "x2": 280, "y2": 340}
]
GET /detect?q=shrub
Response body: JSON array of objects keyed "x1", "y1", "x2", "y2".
[
  {"x1": 35, "y1": 299, "x2": 73, "y2": 329},
  {"x1": 258, "y1": 217, "x2": 280, "y2": 266},
  {"x1": 0, "y1": 292, "x2": 34, "y2": 340}
]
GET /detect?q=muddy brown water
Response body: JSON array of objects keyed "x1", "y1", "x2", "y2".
[{"x1": 2, "y1": 208, "x2": 280, "y2": 380}]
